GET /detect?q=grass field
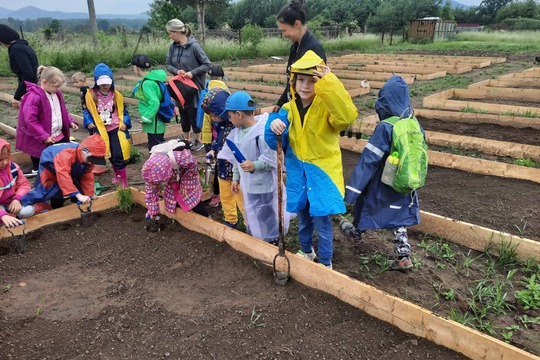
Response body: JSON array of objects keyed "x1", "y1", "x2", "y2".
[{"x1": 1, "y1": 30, "x2": 539, "y2": 75}]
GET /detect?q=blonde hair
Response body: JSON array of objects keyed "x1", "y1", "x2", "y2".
[
  {"x1": 166, "y1": 19, "x2": 192, "y2": 37},
  {"x1": 72, "y1": 71, "x2": 86, "y2": 82},
  {"x1": 38, "y1": 66, "x2": 66, "y2": 87}
]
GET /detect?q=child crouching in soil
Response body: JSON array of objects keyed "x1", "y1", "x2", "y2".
[
  {"x1": 141, "y1": 140, "x2": 208, "y2": 231},
  {"x1": 0, "y1": 139, "x2": 35, "y2": 227}
]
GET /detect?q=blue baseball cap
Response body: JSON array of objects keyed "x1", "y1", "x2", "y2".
[{"x1": 223, "y1": 91, "x2": 256, "y2": 112}]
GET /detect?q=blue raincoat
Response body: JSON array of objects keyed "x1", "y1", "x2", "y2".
[{"x1": 344, "y1": 76, "x2": 421, "y2": 230}]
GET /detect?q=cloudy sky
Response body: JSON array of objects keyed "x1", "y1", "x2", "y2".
[
  {"x1": 0, "y1": 0, "x2": 151, "y2": 14},
  {"x1": 0, "y1": 0, "x2": 483, "y2": 14}
]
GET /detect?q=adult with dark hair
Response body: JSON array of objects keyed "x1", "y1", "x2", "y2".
[
  {"x1": 275, "y1": 0, "x2": 326, "y2": 109},
  {"x1": 0, "y1": 24, "x2": 38, "y2": 109},
  {"x1": 165, "y1": 19, "x2": 212, "y2": 152}
]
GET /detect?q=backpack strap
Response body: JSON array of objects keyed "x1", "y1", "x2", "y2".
[
  {"x1": 168, "y1": 75, "x2": 198, "y2": 108},
  {"x1": 0, "y1": 163, "x2": 18, "y2": 191}
]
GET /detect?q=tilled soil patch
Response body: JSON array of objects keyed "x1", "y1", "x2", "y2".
[
  {"x1": 0, "y1": 206, "x2": 466, "y2": 360},
  {"x1": 417, "y1": 116, "x2": 540, "y2": 146}
]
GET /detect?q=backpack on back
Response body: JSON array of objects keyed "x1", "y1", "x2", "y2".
[
  {"x1": 167, "y1": 75, "x2": 199, "y2": 109},
  {"x1": 141, "y1": 79, "x2": 175, "y2": 123},
  {"x1": 382, "y1": 115, "x2": 428, "y2": 194}
]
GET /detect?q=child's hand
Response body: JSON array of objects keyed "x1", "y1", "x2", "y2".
[
  {"x1": 70, "y1": 123, "x2": 79, "y2": 131},
  {"x1": 76, "y1": 194, "x2": 91, "y2": 204},
  {"x1": 44, "y1": 136, "x2": 55, "y2": 144},
  {"x1": 231, "y1": 180, "x2": 240, "y2": 193},
  {"x1": 8, "y1": 200, "x2": 22, "y2": 214},
  {"x1": 2, "y1": 214, "x2": 24, "y2": 228},
  {"x1": 119, "y1": 124, "x2": 127, "y2": 131},
  {"x1": 87, "y1": 123, "x2": 96, "y2": 129},
  {"x1": 11, "y1": 99, "x2": 20, "y2": 109},
  {"x1": 206, "y1": 150, "x2": 215, "y2": 159},
  {"x1": 313, "y1": 64, "x2": 331, "y2": 80},
  {"x1": 240, "y1": 160, "x2": 255, "y2": 173},
  {"x1": 270, "y1": 119, "x2": 286, "y2": 135}
]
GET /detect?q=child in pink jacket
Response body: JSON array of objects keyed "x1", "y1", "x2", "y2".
[
  {"x1": 0, "y1": 139, "x2": 35, "y2": 227},
  {"x1": 141, "y1": 140, "x2": 208, "y2": 227}
]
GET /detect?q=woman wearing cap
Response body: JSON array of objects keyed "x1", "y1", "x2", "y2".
[
  {"x1": 165, "y1": 18, "x2": 212, "y2": 151},
  {"x1": 16, "y1": 66, "x2": 79, "y2": 174},
  {"x1": 0, "y1": 24, "x2": 38, "y2": 109},
  {"x1": 84, "y1": 63, "x2": 132, "y2": 188},
  {"x1": 275, "y1": 0, "x2": 326, "y2": 109},
  {"x1": 21, "y1": 134, "x2": 107, "y2": 209}
]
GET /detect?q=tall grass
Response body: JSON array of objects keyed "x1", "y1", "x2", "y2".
[{"x1": 1, "y1": 30, "x2": 540, "y2": 76}]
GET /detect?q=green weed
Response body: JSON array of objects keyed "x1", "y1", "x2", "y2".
[
  {"x1": 516, "y1": 274, "x2": 540, "y2": 310},
  {"x1": 116, "y1": 187, "x2": 133, "y2": 213},
  {"x1": 127, "y1": 146, "x2": 142, "y2": 164},
  {"x1": 410, "y1": 75, "x2": 471, "y2": 97},
  {"x1": 418, "y1": 238, "x2": 457, "y2": 263},
  {"x1": 250, "y1": 307, "x2": 266, "y2": 328},
  {"x1": 502, "y1": 110, "x2": 540, "y2": 118},
  {"x1": 484, "y1": 240, "x2": 520, "y2": 269},
  {"x1": 371, "y1": 252, "x2": 391, "y2": 273},
  {"x1": 461, "y1": 105, "x2": 489, "y2": 114},
  {"x1": 513, "y1": 158, "x2": 540, "y2": 168}
]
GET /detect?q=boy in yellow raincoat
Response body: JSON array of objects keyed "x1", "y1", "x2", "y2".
[{"x1": 265, "y1": 50, "x2": 358, "y2": 269}]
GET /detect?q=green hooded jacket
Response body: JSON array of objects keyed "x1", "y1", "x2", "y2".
[{"x1": 133, "y1": 69, "x2": 168, "y2": 134}]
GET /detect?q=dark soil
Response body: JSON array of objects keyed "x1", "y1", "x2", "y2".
[
  {"x1": 417, "y1": 116, "x2": 540, "y2": 146},
  {"x1": 0, "y1": 206, "x2": 467, "y2": 360}
]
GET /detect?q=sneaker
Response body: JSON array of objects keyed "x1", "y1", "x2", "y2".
[
  {"x1": 320, "y1": 262, "x2": 333, "y2": 270},
  {"x1": 389, "y1": 257, "x2": 413, "y2": 271},
  {"x1": 339, "y1": 219, "x2": 363, "y2": 245},
  {"x1": 191, "y1": 140, "x2": 204, "y2": 152},
  {"x1": 297, "y1": 247, "x2": 316, "y2": 261},
  {"x1": 24, "y1": 169, "x2": 38, "y2": 178},
  {"x1": 209, "y1": 195, "x2": 220, "y2": 208}
]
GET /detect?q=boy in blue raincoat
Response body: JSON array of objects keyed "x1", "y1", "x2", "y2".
[{"x1": 341, "y1": 75, "x2": 422, "y2": 271}]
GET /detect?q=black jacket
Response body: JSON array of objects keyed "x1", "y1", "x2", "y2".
[
  {"x1": 8, "y1": 39, "x2": 38, "y2": 100},
  {"x1": 277, "y1": 30, "x2": 326, "y2": 107}
]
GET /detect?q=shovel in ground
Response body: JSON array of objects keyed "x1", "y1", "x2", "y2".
[
  {"x1": 6, "y1": 220, "x2": 27, "y2": 253},
  {"x1": 77, "y1": 199, "x2": 94, "y2": 228},
  {"x1": 273, "y1": 134, "x2": 290, "y2": 286}
]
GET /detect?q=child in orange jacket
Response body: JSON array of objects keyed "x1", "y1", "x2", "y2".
[{"x1": 0, "y1": 139, "x2": 34, "y2": 227}]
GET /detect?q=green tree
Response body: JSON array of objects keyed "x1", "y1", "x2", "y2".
[
  {"x1": 440, "y1": 0, "x2": 455, "y2": 20},
  {"x1": 49, "y1": 19, "x2": 62, "y2": 33},
  {"x1": 477, "y1": 0, "x2": 514, "y2": 22}
]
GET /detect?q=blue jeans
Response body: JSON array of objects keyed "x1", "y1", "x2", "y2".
[{"x1": 297, "y1": 201, "x2": 333, "y2": 266}]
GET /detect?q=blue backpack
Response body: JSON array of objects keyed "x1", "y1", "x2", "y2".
[{"x1": 142, "y1": 79, "x2": 175, "y2": 123}]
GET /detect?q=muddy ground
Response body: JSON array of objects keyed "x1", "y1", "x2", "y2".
[
  {"x1": 1, "y1": 50, "x2": 539, "y2": 358},
  {"x1": 0, "y1": 207, "x2": 468, "y2": 360}
]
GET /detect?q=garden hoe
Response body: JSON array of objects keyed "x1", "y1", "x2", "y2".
[
  {"x1": 272, "y1": 134, "x2": 290, "y2": 286},
  {"x1": 78, "y1": 199, "x2": 94, "y2": 228},
  {"x1": 5, "y1": 220, "x2": 27, "y2": 253}
]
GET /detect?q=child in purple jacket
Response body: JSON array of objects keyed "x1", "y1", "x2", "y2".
[{"x1": 16, "y1": 65, "x2": 78, "y2": 174}]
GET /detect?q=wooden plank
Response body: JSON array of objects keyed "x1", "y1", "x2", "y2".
[
  {"x1": 415, "y1": 109, "x2": 540, "y2": 130},
  {"x1": 0, "y1": 192, "x2": 118, "y2": 239},
  {"x1": 470, "y1": 78, "x2": 540, "y2": 89},
  {"x1": 424, "y1": 98, "x2": 540, "y2": 116},
  {"x1": 453, "y1": 87, "x2": 540, "y2": 103},
  {"x1": 340, "y1": 137, "x2": 540, "y2": 184}
]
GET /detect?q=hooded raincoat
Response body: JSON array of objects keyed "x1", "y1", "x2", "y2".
[
  {"x1": 0, "y1": 139, "x2": 32, "y2": 219},
  {"x1": 16, "y1": 82, "x2": 75, "y2": 158},
  {"x1": 21, "y1": 135, "x2": 106, "y2": 206},
  {"x1": 8, "y1": 39, "x2": 38, "y2": 101},
  {"x1": 197, "y1": 79, "x2": 229, "y2": 143},
  {"x1": 344, "y1": 75, "x2": 421, "y2": 230},
  {"x1": 219, "y1": 113, "x2": 290, "y2": 240},
  {"x1": 264, "y1": 52, "x2": 358, "y2": 217},
  {"x1": 132, "y1": 68, "x2": 169, "y2": 135},
  {"x1": 84, "y1": 63, "x2": 132, "y2": 160}
]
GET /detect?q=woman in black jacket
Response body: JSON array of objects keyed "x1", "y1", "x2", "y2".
[
  {"x1": 0, "y1": 24, "x2": 38, "y2": 109},
  {"x1": 275, "y1": 0, "x2": 326, "y2": 108}
]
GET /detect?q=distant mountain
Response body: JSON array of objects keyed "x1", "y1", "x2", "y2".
[
  {"x1": 452, "y1": 1, "x2": 470, "y2": 9},
  {"x1": 0, "y1": 6, "x2": 148, "y2": 20}
]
